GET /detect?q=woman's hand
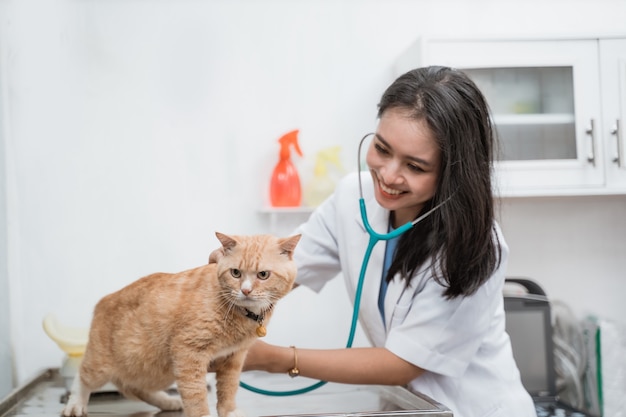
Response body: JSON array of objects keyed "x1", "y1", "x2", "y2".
[
  {"x1": 207, "y1": 340, "x2": 287, "y2": 374},
  {"x1": 208, "y1": 248, "x2": 224, "y2": 264},
  {"x1": 240, "y1": 340, "x2": 423, "y2": 386},
  {"x1": 242, "y1": 340, "x2": 282, "y2": 372},
  {"x1": 207, "y1": 340, "x2": 280, "y2": 372}
]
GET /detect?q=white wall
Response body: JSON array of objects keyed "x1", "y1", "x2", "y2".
[
  {"x1": 2, "y1": 0, "x2": 626, "y2": 385},
  {"x1": 0, "y1": 45, "x2": 13, "y2": 395},
  {"x1": 499, "y1": 195, "x2": 626, "y2": 318}
]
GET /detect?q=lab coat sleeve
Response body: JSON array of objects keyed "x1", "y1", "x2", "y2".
[
  {"x1": 292, "y1": 191, "x2": 343, "y2": 293},
  {"x1": 385, "y1": 230, "x2": 509, "y2": 378}
]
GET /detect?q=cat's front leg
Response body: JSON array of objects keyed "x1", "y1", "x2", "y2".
[
  {"x1": 174, "y1": 359, "x2": 212, "y2": 417},
  {"x1": 62, "y1": 370, "x2": 93, "y2": 417},
  {"x1": 214, "y1": 349, "x2": 247, "y2": 417}
]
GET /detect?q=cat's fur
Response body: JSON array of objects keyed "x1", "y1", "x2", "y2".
[{"x1": 62, "y1": 232, "x2": 301, "y2": 417}]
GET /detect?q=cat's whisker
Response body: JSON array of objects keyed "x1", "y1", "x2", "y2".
[
  {"x1": 217, "y1": 298, "x2": 233, "y2": 312},
  {"x1": 227, "y1": 300, "x2": 238, "y2": 317},
  {"x1": 265, "y1": 295, "x2": 282, "y2": 308},
  {"x1": 221, "y1": 299, "x2": 240, "y2": 324}
]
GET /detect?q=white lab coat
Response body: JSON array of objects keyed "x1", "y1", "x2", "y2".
[{"x1": 293, "y1": 172, "x2": 535, "y2": 417}]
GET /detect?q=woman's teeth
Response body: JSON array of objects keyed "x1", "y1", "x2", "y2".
[{"x1": 380, "y1": 181, "x2": 402, "y2": 195}]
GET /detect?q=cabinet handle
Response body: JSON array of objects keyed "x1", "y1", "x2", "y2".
[
  {"x1": 611, "y1": 119, "x2": 623, "y2": 168},
  {"x1": 586, "y1": 119, "x2": 596, "y2": 166}
]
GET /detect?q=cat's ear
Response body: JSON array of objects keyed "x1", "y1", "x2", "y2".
[
  {"x1": 279, "y1": 234, "x2": 301, "y2": 258},
  {"x1": 215, "y1": 232, "x2": 238, "y2": 254}
]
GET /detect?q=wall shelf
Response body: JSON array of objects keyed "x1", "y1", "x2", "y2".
[
  {"x1": 258, "y1": 206, "x2": 315, "y2": 214},
  {"x1": 257, "y1": 207, "x2": 315, "y2": 233}
]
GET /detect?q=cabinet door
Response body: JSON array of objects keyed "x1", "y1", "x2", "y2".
[
  {"x1": 418, "y1": 39, "x2": 603, "y2": 196},
  {"x1": 600, "y1": 39, "x2": 626, "y2": 189}
]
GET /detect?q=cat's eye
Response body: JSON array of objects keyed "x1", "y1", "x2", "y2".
[
  {"x1": 257, "y1": 271, "x2": 271, "y2": 280},
  {"x1": 230, "y1": 269, "x2": 242, "y2": 278}
]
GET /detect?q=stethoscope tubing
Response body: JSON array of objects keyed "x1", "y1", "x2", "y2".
[
  {"x1": 238, "y1": 205, "x2": 373, "y2": 395},
  {"x1": 239, "y1": 200, "x2": 377, "y2": 395}
]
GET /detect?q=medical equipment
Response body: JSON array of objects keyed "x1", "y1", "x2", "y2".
[{"x1": 241, "y1": 133, "x2": 449, "y2": 396}]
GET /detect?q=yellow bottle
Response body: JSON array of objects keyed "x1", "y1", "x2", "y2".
[{"x1": 304, "y1": 146, "x2": 344, "y2": 207}]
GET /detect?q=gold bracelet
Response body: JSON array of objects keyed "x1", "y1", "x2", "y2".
[{"x1": 287, "y1": 345, "x2": 300, "y2": 378}]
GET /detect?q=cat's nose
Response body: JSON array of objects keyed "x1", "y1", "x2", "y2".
[{"x1": 241, "y1": 280, "x2": 253, "y2": 296}]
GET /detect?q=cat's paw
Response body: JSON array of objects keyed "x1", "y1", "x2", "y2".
[
  {"x1": 225, "y1": 408, "x2": 246, "y2": 417},
  {"x1": 62, "y1": 401, "x2": 87, "y2": 417},
  {"x1": 145, "y1": 391, "x2": 182, "y2": 411},
  {"x1": 158, "y1": 396, "x2": 183, "y2": 411}
]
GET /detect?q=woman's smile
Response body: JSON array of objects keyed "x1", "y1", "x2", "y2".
[{"x1": 375, "y1": 174, "x2": 405, "y2": 197}]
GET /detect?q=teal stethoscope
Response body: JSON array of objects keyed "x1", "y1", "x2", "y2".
[{"x1": 240, "y1": 133, "x2": 447, "y2": 396}]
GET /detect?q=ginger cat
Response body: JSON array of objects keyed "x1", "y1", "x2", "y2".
[{"x1": 62, "y1": 232, "x2": 301, "y2": 417}]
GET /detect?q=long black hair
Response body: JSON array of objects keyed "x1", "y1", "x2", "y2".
[{"x1": 379, "y1": 66, "x2": 501, "y2": 299}]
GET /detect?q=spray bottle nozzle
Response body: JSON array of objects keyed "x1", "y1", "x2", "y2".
[{"x1": 278, "y1": 129, "x2": 303, "y2": 160}]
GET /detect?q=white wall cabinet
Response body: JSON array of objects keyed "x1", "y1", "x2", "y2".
[{"x1": 396, "y1": 36, "x2": 626, "y2": 197}]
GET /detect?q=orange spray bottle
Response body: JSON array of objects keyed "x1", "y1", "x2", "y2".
[{"x1": 270, "y1": 129, "x2": 303, "y2": 207}]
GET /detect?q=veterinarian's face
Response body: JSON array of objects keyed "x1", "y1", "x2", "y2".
[{"x1": 366, "y1": 107, "x2": 440, "y2": 227}]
